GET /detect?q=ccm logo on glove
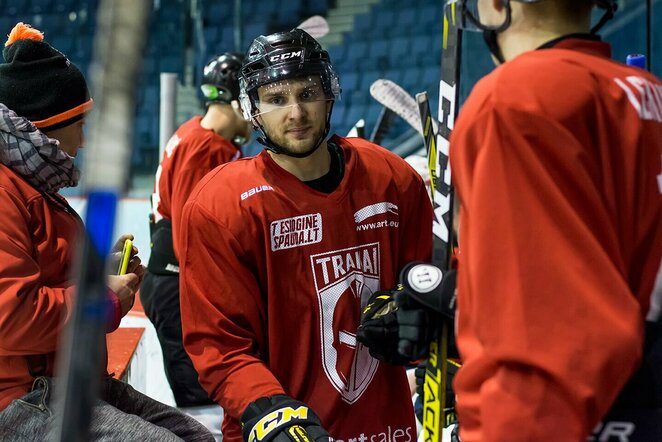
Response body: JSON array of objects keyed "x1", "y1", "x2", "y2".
[
  {"x1": 248, "y1": 406, "x2": 308, "y2": 442},
  {"x1": 242, "y1": 395, "x2": 331, "y2": 442}
]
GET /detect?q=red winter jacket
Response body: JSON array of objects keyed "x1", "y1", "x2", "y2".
[{"x1": 0, "y1": 164, "x2": 120, "y2": 411}]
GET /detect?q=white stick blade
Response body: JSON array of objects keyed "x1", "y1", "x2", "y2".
[
  {"x1": 346, "y1": 118, "x2": 365, "y2": 137},
  {"x1": 298, "y1": 15, "x2": 330, "y2": 39},
  {"x1": 370, "y1": 79, "x2": 424, "y2": 136}
]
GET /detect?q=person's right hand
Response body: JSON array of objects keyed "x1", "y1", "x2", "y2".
[
  {"x1": 396, "y1": 263, "x2": 457, "y2": 361},
  {"x1": 107, "y1": 273, "x2": 140, "y2": 317},
  {"x1": 241, "y1": 395, "x2": 331, "y2": 442}
]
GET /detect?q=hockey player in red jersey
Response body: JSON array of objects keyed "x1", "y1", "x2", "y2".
[
  {"x1": 360, "y1": 1, "x2": 662, "y2": 441},
  {"x1": 140, "y1": 53, "x2": 250, "y2": 439},
  {"x1": 177, "y1": 28, "x2": 433, "y2": 442}
]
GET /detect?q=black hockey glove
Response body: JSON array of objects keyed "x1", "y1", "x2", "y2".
[
  {"x1": 357, "y1": 263, "x2": 457, "y2": 365},
  {"x1": 395, "y1": 262, "x2": 457, "y2": 361},
  {"x1": 356, "y1": 288, "x2": 411, "y2": 365},
  {"x1": 241, "y1": 395, "x2": 330, "y2": 442}
]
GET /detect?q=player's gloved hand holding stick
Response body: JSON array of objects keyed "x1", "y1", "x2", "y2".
[
  {"x1": 356, "y1": 263, "x2": 457, "y2": 364},
  {"x1": 241, "y1": 395, "x2": 331, "y2": 442},
  {"x1": 356, "y1": 287, "x2": 412, "y2": 365}
]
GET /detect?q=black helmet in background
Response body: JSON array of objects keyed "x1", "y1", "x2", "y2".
[{"x1": 200, "y1": 52, "x2": 245, "y2": 105}]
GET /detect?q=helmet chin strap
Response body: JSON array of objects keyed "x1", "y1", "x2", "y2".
[
  {"x1": 255, "y1": 102, "x2": 335, "y2": 159},
  {"x1": 590, "y1": 5, "x2": 616, "y2": 34},
  {"x1": 483, "y1": 30, "x2": 506, "y2": 64},
  {"x1": 482, "y1": 0, "x2": 510, "y2": 65}
]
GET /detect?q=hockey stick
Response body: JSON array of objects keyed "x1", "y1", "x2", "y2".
[
  {"x1": 236, "y1": 15, "x2": 328, "y2": 52},
  {"x1": 356, "y1": 119, "x2": 366, "y2": 139},
  {"x1": 297, "y1": 15, "x2": 330, "y2": 39},
  {"x1": 370, "y1": 79, "x2": 425, "y2": 137},
  {"x1": 50, "y1": 1, "x2": 149, "y2": 441},
  {"x1": 416, "y1": 92, "x2": 454, "y2": 440},
  {"x1": 346, "y1": 118, "x2": 365, "y2": 137},
  {"x1": 369, "y1": 107, "x2": 396, "y2": 144},
  {"x1": 370, "y1": 79, "x2": 438, "y2": 137},
  {"x1": 417, "y1": 2, "x2": 462, "y2": 440}
]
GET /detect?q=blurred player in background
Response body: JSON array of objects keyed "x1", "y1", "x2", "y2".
[{"x1": 141, "y1": 52, "x2": 250, "y2": 440}]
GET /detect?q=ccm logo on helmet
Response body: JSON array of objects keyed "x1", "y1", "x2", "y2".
[
  {"x1": 248, "y1": 406, "x2": 308, "y2": 442},
  {"x1": 270, "y1": 51, "x2": 303, "y2": 62}
]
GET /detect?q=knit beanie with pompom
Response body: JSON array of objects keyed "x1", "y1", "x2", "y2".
[{"x1": 0, "y1": 22, "x2": 92, "y2": 131}]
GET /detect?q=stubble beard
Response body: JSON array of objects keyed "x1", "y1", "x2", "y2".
[{"x1": 268, "y1": 120, "x2": 326, "y2": 157}]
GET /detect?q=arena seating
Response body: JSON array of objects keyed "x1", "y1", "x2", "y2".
[{"x1": 1, "y1": 0, "x2": 656, "y2": 172}]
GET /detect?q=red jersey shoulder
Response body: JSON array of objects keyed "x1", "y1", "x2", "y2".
[
  {"x1": 462, "y1": 40, "x2": 662, "y2": 127},
  {"x1": 172, "y1": 116, "x2": 238, "y2": 154},
  {"x1": 186, "y1": 155, "x2": 270, "y2": 209},
  {"x1": 488, "y1": 48, "x2": 604, "y2": 114},
  {"x1": 176, "y1": 116, "x2": 201, "y2": 134},
  {"x1": 335, "y1": 135, "x2": 424, "y2": 189}
]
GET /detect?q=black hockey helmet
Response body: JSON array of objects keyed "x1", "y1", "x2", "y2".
[
  {"x1": 200, "y1": 52, "x2": 244, "y2": 105},
  {"x1": 238, "y1": 28, "x2": 341, "y2": 157},
  {"x1": 239, "y1": 28, "x2": 340, "y2": 120}
]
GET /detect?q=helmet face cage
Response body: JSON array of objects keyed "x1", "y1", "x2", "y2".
[
  {"x1": 239, "y1": 63, "x2": 340, "y2": 121},
  {"x1": 238, "y1": 29, "x2": 341, "y2": 123},
  {"x1": 250, "y1": 76, "x2": 333, "y2": 116},
  {"x1": 201, "y1": 52, "x2": 244, "y2": 104}
]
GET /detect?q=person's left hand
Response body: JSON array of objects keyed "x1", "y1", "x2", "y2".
[
  {"x1": 357, "y1": 287, "x2": 412, "y2": 365},
  {"x1": 108, "y1": 234, "x2": 145, "y2": 285},
  {"x1": 357, "y1": 263, "x2": 458, "y2": 365}
]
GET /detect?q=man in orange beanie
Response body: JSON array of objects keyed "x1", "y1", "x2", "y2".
[{"x1": 0, "y1": 23, "x2": 213, "y2": 441}]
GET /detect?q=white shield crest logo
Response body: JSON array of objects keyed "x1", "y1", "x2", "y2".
[{"x1": 310, "y1": 243, "x2": 381, "y2": 404}]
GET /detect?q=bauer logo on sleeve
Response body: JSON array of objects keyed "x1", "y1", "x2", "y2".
[{"x1": 270, "y1": 213, "x2": 323, "y2": 251}]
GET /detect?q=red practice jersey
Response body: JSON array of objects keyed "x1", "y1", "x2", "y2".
[
  {"x1": 450, "y1": 38, "x2": 662, "y2": 441},
  {"x1": 178, "y1": 136, "x2": 432, "y2": 442},
  {"x1": 152, "y1": 116, "x2": 241, "y2": 257}
]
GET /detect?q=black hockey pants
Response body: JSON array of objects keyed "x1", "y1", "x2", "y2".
[
  {"x1": 140, "y1": 272, "x2": 215, "y2": 407},
  {"x1": 141, "y1": 218, "x2": 214, "y2": 407},
  {"x1": 591, "y1": 321, "x2": 662, "y2": 441}
]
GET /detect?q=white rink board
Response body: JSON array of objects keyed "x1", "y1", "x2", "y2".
[{"x1": 67, "y1": 197, "x2": 152, "y2": 262}]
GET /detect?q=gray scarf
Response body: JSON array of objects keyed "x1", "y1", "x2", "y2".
[{"x1": 0, "y1": 103, "x2": 80, "y2": 193}]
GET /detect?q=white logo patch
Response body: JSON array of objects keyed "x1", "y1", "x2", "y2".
[
  {"x1": 614, "y1": 76, "x2": 662, "y2": 122},
  {"x1": 354, "y1": 202, "x2": 398, "y2": 224},
  {"x1": 270, "y1": 213, "x2": 322, "y2": 251},
  {"x1": 311, "y1": 243, "x2": 381, "y2": 404},
  {"x1": 269, "y1": 50, "x2": 303, "y2": 62},
  {"x1": 241, "y1": 185, "x2": 274, "y2": 201},
  {"x1": 407, "y1": 263, "x2": 443, "y2": 293},
  {"x1": 354, "y1": 202, "x2": 400, "y2": 232}
]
